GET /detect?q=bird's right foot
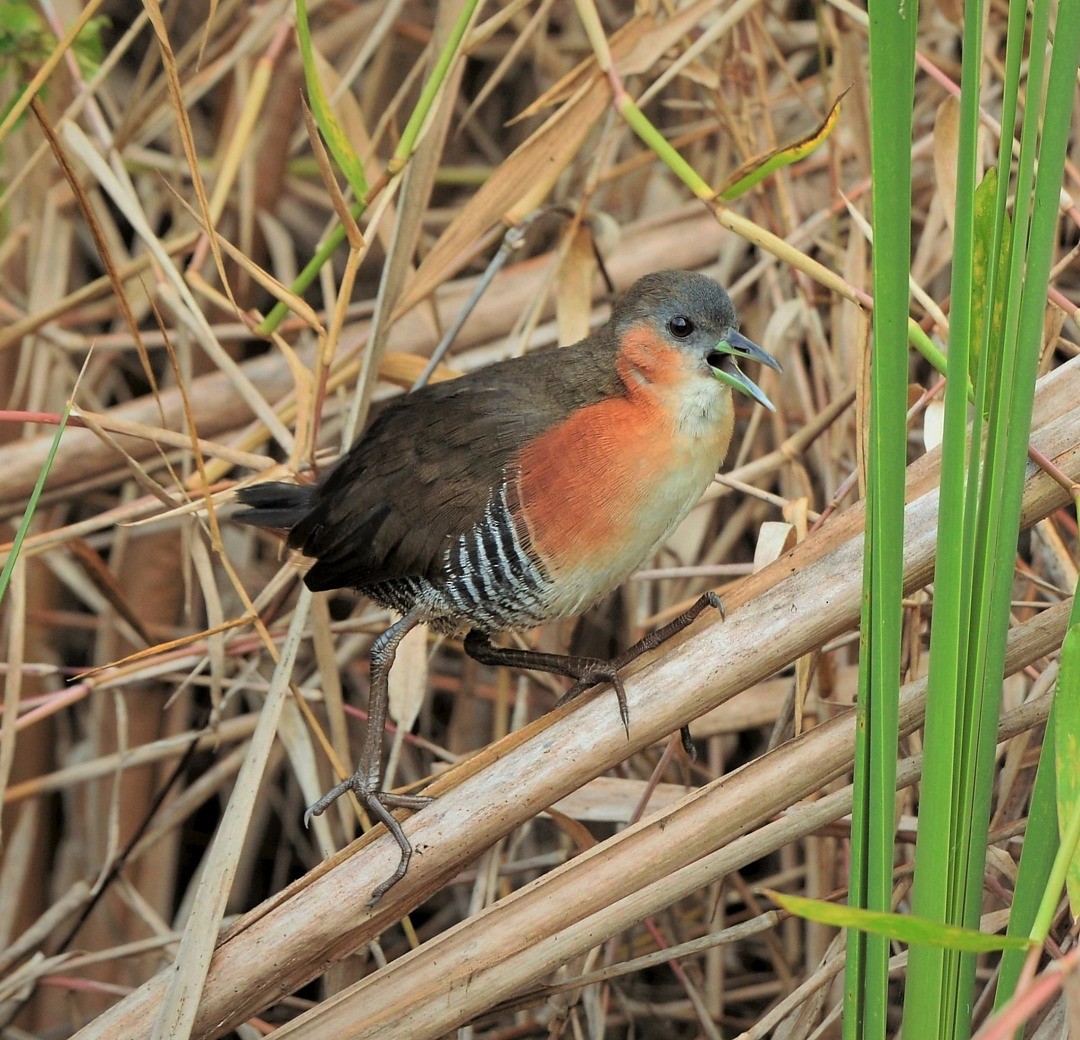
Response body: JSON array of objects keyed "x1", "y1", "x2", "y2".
[
  {"x1": 305, "y1": 774, "x2": 432, "y2": 905},
  {"x1": 557, "y1": 592, "x2": 724, "y2": 750}
]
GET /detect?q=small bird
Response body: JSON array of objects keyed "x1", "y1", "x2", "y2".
[{"x1": 235, "y1": 269, "x2": 780, "y2": 902}]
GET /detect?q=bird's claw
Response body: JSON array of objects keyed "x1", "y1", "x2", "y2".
[
  {"x1": 703, "y1": 591, "x2": 725, "y2": 620},
  {"x1": 558, "y1": 665, "x2": 631, "y2": 738},
  {"x1": 304, "y1": 773, "x2": 433, "y2": 904},
  {"x1": 304, "y1": 774, "x2": 365, "y2": 827}
]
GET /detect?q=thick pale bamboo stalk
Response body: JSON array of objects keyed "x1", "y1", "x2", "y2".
[
  {"x1": 271, "y1": 601, "x2": 1070, "y2": 1040},
  {"x1": 70, "y1": 357, "x2": 1080, "y2": 1040}
]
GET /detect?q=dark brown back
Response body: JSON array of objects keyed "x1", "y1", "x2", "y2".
[{"x1": 292, "y1": 332, "x2": 623, "y2": 592}]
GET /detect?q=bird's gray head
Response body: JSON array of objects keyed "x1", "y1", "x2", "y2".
[{"x1": 611, "y1": 270, "x2": 781, "y2": 410}]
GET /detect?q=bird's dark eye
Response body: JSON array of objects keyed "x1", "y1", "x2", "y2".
[{"x1": 668, "y1": 315, "x2": 694, "y2": 338}]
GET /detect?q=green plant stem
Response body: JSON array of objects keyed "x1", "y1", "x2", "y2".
[
  {"x1": 0, "y1": 403, "x2": 72, "y2": 604},
  {"x1": 259, "y1": 0, "x2": 479, "y2": 336},
  {"x1": 843, "y1": 1, "x2": 917, "y2": 1035}
]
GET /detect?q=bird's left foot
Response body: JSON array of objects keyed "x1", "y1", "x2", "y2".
[{"x1": 304, "y1": 774, "x2": 433, "y2": 906}]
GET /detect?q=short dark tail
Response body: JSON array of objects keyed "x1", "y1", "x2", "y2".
[{"x1": 234, "y1": 482, "x2": 314, "y2": 531}]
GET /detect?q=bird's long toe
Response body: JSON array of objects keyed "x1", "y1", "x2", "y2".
[
  {"x1": 558, "y1": 664, "x2": 632, "y2": 738},
  {"x1": 304, "y1": 774, "x2": 368, "y2": 827}
]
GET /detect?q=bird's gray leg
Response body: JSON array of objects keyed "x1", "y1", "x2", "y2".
[
  {"x1": 304, "y1": 608, "x2": 431, "y2": 905},
  {"x1": 465, "y1": 592, "x2": 724, "y2": 748},
  {"x1": 561, "y1": 592, "x2": 724, "y2": 695},
  {"x1": 463, "y1": 630, "x2": 633, "y2": 735}
]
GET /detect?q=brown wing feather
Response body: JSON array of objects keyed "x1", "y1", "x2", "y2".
[{"x1": 292, "y1": 335, "x2": 622, "y2": 593}]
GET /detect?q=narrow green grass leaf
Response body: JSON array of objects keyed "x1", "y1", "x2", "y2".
[
  {"x1": 908, "y1": 319, "x2": 948, "y2": 378},
  {"x1": 769, "y1": 890, "x2": 1032, "y2": 953},
  {"x1": 904, "y1": 0, "x2": 991, "y2": 1029},
  {"x1": 389, "y1": 0, "x2": 478, "y2": 168},
  {"x1": 294, "y1": 0, "x2": 368, "y2": 201},
  {"x1": 0, "y1": 400, "x2": 72, "y2": 605},
  {"x1": 616, "y1": 96, "x2": 711, "y2": 200},
  {"x1": 844, "y1": 4, "x2": 916, "y2": 1037},
  {"x1": 907, "y1": 2, "x2": 1080, "y2": 1034},
  {"x1": 969, "y1": 168, "x2": 1011, "y2": 405},
  {"x1": 997, "y1": 575, "x2": 1078, "y2": 1012},
  {"x1": 716, "y1": 88, "x2": 847, "y2": 201},
  {"x1": 1054, "y1": 624, "x2": 1080, "y2": 914},
  {"x1": 259, "y1": 0, "x2": 480, "y2": 334},
  {"x1": 994, "y1": 702, "x2": 1059, "y2": 1010}
]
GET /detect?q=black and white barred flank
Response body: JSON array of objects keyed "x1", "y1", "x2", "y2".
[{"x1": 365, "y1": 482, "x2": 554, "y2": 634}]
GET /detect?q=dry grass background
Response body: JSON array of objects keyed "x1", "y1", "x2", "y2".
[{"x1": 1, "y1": 0, "x2": 1078, "y2": 1037}]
